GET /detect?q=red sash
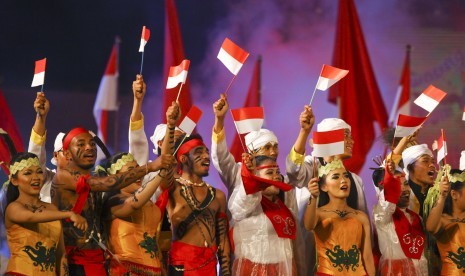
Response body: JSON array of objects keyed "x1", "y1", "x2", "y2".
[
  {"x1": 261, "y1": 196, "x2": 296, "y2": 240},
  {"x1": 392, "y1": 208, "x2": 425, "y2": 259},
  {"x1": 72, "y1": 174, "x2": 90, "y2": 214},
  {"x1": 65, "y1": 246, "x2": 106, "y2": 275}
]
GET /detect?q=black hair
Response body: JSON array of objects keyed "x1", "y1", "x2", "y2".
[
  {"x1": 174, "y1": 133, "x2": 204, "y2": 170},
  {"x1": 317, "y1": 168, "x2": 359, "y2": 210},
  {"x1": 443, "y1": 169, "x2": 465, "y2": 216},
  {"x1": 380, "y1": 127, "x2": 401, "y2": 148},
  {"x1": 4, "y1": 152, "x2": 39, "y2": 211},
  {"x1": 372, "y1": 167, "x2": 384, "y2": 189},
  {"x1": 254, "y1": 155, "x2": 285, "y2": 201}
]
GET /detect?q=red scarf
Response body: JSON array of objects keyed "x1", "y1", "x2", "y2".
[
  {"x1": 66, "y1": 174, "x2": 91, "y2": 222},
  {"x1": 393, "y1": 207, "x2": 425, "y2": 259},
  {"x1": 260, "y1": 196, "x2": 296, "y2": 240}
]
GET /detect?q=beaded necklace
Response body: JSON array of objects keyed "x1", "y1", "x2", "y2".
[{"x1": 176, "y1": 178, "x2": 215, "y2": 211}]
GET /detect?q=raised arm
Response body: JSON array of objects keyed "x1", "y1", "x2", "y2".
[
  {"x1": 216, "y1": 190, "x2": 231, "y2": 275},
  {"x1": 160, "y1": 101, "x2": 181, "y2": 190},
  {"x1": 303, "y1": 177, "x2": 320, "y2": 231},
  {"x1": 29, "y1": 92, "x2": 50, "y2": 170},
  {"x1": 129, "y1": 74, "x2": 149, "y2": 165},
  {"x1": 426, "y1": 174, "x2": 450, "y2": 234},
  {"x1": 291, "y1": 105, "x2": 314, "y2": 155},
  {"x1": 110, "y1": 154, "x2": 175, "y2": 218}
]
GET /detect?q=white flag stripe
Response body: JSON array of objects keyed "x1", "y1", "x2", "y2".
[
  {"x1": 94, "y1": 75, "x2": 119, "y2": 111},
  {"x1": 31, "y1": 71, "x2": 45, "y2": 87},
  {"x1": 394, "y1": 125, "x2": 421, "y2": 138},
  {"x1": 315, "y1": 76, "x2": 339, "y2": 91},
  {"x1": 166, "y1": 70, "x2": 188, "y2": 89},
  {"x1": 217, "y1": 48, "x2": 243, "y2": 75},
  {"x1": 234, "y1": 118, "x2": 263, "y2": 134},
  {"x1": 437, "y1": 142, "x2": 447, "y2": 164},
  {"x1": 462, "y1": 111, "x2": 465, "y2": 121},
  {"x1": 178, "y1": 117, "x2": 196, "y2": 136},
  {"x1": 312, "y1": 141, "x2": 345, "y2": 157},
  {"x1": 139, "y1": 39, "x2": 147, "y2": 52},
  {"x1": 414, "y1": 93, "x2": 439, "y2": 112}
]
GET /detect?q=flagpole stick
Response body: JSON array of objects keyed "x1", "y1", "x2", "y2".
[
  {"x1": 441, "y1": 129, "x2": 447, "y2": 165},
  {"x1": 176, "y1": 83, "x2": 184, "y2": 102},
  {"x1": 37, "y1": 84, "x2": 45, "y2": 118},
  {"x1": 140, "y1": 51, "x2": 145, "y2": 75},
  {"x1": 224, "y1": 75, "x2": 237, "y2": 97},
  {"x1": 309, "y1": 86, "x2": 318, "y2": 106},
  {"x1": 173, "y1": 135, "x2": 188, "y2": 156}
]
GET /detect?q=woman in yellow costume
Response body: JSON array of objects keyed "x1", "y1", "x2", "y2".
[
  {"x1": 303, "y1": 159, "x2": 375, "y2": 276},
  {"x1": 425, "y1": 167, "x2": 465, "y2": 275},
  {"x1": 2, "y1": 152, "x2": 87, "y2": 275},
  {"x1": 101, "y1": 151, "x2": 174, "y2": 276}
]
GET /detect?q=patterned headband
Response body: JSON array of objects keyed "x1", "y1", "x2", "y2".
[
  {"x1": 107, "y1": 153, "x2": 135, "y2": 175},
  {"x1": 9, "y1": 157, "x2": 40, "y2": 178},
  {"x1": 318, "y1": 159, "x2": 346, "y2": 178}
]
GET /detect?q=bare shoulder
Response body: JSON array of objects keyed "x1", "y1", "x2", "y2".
[
  {"x1": 353, "y1": 209, "x2": 370, "y2": 225},
  {"x1": 215, "y1": 188, "x2": 226, "y2": 200}
]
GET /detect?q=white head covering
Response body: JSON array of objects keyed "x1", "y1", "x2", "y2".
[
  {"x1": 460, "y1": 150, "x2": 465, "y2": 171},
  {"x1": 244, "y1": 129, "x2": 278, "y2": 152},
  {"x1": 317, "y1": 118, "x2": 351, "y2": 132},
  {"x1": 402, "y1": 144, "x2": 433, "y2": 179},
  {"x1": 150, "y1": 124, "x2": 182, "y2": 154},
  {"x1": 51, "y1": 132, "x2": 65, "y2": 166}
]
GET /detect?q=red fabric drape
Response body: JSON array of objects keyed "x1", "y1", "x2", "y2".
[{"x1": 329, "y1": 0, "x2": 388, "y2": 173}]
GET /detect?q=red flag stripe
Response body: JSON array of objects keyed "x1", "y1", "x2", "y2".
[
  {"x1": 185, "y1": 105, "x2": 202, "y2": 123},
  {"x1": 313, "y1": 129, "x2": 345, "y2": 144},
  {"x1": 141, "y1": 26, "x2": 150, "y2": 41},
  {"x1": 397, "y1": 114, "x2": 427, "y2": 127},
  {"x1": 104, "y1": 47, "x2": 118, "y2": 75},
  {"x1": 320, "y1": 64, "x2": 349, "y2": 79},
  {"x1": 34, "y1": 58, "x2": 47, "y2": 74},
  {"x1": 231, "y1": 107, "x2": 264, "y2": 121},
  {"x1": 169, "y1": 59, "x2": 190, "y2": 77},
  {"x1": 423, "y1": 85, "x2": 447, "y2": 102},
  {"x1": 221, "y1": 38, "x2": 249, "y2": 64}
]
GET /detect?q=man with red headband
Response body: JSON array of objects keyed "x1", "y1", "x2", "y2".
[{"x1": 159, "y1": 103, "x2": 231, "y2": 275}]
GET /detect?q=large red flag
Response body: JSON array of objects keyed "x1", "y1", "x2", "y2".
[
  {"x1": 0, "y1": 89, "x2": 25, "y2": 173},
  {"x1": 93, "y1": 42, "x2": 119, "y2": 145},
  {"x1": 328, "y1": 0, "x2": 388, "y2": 173},
  {"x1": 162, "y1": 0, "x2": 192, "y2": 123},
  {"x1": 230, "y1": 57, "x2": 261, "y2": 162},
  {"x1": 389, "y1": 45, "x2": 411, "y2": 125}
]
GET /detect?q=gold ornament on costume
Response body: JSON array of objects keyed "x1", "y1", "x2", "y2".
[
  {"x1": 318, "y1": 159, "x2": 346, "y2": 178},
  {"x1": 9, "y1": 157, "x2": 40, "y2": 178},
  {"x1": 445, "y1": 165, "x2": 465, "y2": 183},
  {"x1": 108, "y1": 153, "x2": 135, "y2": 175}
]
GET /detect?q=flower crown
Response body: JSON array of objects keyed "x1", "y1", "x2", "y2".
[
  {"x1": 108, "y1": 153, "x2": 135, "y2": 175},
  {"x1": 9, "y1": 157, "x2": 40, "y2": 178},
  {"x1": 318, "y1": 159, "x2": 345, "y2": 177}
]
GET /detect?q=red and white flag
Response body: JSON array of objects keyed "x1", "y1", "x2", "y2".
[
  {"x1": 139, "y1": 26, "x2": 151, "y2": 52},
  {"x1": 178, "y1": 105, "x2": 203, "y2": 136},
  {"x1": 413, "y1": 85, "x2": 447, "y2": 113},
  {"x1": 217, "y1": 38, "x2": 249, "y2": 75},
  {"x1": 394, "y1": 114, "x2": 427, "y2": 137},
  {"x1": 389, "y1": 46, "x2": 411, "y2": 125},
  {"x1": 462, "y1": 106, "x2": 465, "y2": 121},
  {"x1": 231, "y1": 107, "x2": 264, "y2": 134},
  {"x1": 436, "y1": 129, "x2": 447, "y2": 164},
  {"x1": 312, "y1": 129, "x2": 345, "y2": 157},
  {"x1": 315, "y1": 64, "x2": 349, "y2": 91},
  {"x1": 31, "y1": 58, "x2": 47, "y2": 87},
  {"x1": 93, "y1": 44, "x2": 119, "y2": 144},
  {"x1": 166, "y1": 59, "x2": 190, "y2": 89}
]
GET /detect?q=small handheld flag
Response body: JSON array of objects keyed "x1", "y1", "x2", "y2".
[
  {"x1": 217, "y1": 38, "x2": 249, "y2": 95},
  {"x1": 178, "y1": 105, "x2": 203, "y2": 136},
  {"x1": 436, "y1": 129, "x2": 447, "y2": 165},
  {"x1": 312, "y1": 129, "x2": 345, "y2": 157},
  {"x1": 309, "y1": 64, "x2": 348, "y2": 105},
  {"x1": 413, "y1": 85, "x2": 447, "y2": 113},
  {"x1": 394, "y1": 114, "x2": 427, "y2": 138},
  {"x1": 31, "y1": 58, "x2": 47, "y2": 88},
  {"x1": 139, "y1": 26, "x2": 150, "y2": 74},
  {"x1": 231, "y1": 107, "x2": 264, "y2": 135},
  {"x1": 166, "y1": 59, "x2": 190, "y2": 102}
]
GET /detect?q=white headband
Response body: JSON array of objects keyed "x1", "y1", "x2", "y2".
[
  {"x1": 317, "y1": 118, "x2": 351, "y2": 132},
  {"x1": 150, "y1": 124, "x2": 182, "y2": 154},
  {"x1": 460, "y1": 150, "x2": 465, "y2": 171},
  {"x1": 51, "y1": 132, "x2": 65, "y2": 166},
  {"x1": 402, "y1": 144, "x2": 433, "y2": 179},
  {"x1": 244, "y1": 129, "x2": 278, "y2": 152}
]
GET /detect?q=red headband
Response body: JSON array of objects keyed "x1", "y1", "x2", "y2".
[
  {"x1": 63, "y1": 127, "x2": 90, "y2": 150},
  {"x1": 176, "y1": 139, "x2": 205, "y2": 162}
]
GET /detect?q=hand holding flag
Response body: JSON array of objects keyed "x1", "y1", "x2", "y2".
[
  {"x1": 217, "y1": 38, "x2": 249, "y2": 95},
  {"x1": 310, "y1": 64, "x2": 349, "y2": 105},
  {"x1": 139, "y1": 26, "x2": 150, "y2": 74},
  {"x1": 413, "y1": 85, "x2": 447, "y2": 114}
]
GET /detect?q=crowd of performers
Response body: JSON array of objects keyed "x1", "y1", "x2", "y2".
[{"x1": 0, "y1": 75, "x2": 464, "y2": 275}]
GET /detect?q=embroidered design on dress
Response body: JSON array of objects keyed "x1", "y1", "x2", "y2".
[
  {"x1": 325, "y1": 245, "x2": 360, "y2": 272},
  {"x1": 402, "y1": 233, "x2": 424, "y2": 254},
  {"x1": 139, "y1": 232, "x2": 159, "y2": 258},
  {"x1": 23, "y1": 242, "x2": 57, "y2": 272},
  {"x1": 273, "y1": 215, "x2": 295, "y2": 236},
  {"x1": 446, "y1": 246, "x2": 465, "y2": 272}
]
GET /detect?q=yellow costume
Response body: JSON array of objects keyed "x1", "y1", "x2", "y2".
[
  {"x1": 6, "y1": 221, "x2": 61, "y2": 275},
  {"x1": 108, "y1": 202, "x2": 162, "y2": 276},
  {"x1": 314, "y1": 216, "x2": 367, "y2": 276},
  {"x1": 436, "y1": 222, "x2": 465, "y2": 275}
]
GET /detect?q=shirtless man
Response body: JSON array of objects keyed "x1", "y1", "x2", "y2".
[{"x1": 161, "y1": 102, "x2": 231, "y2": 275}]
